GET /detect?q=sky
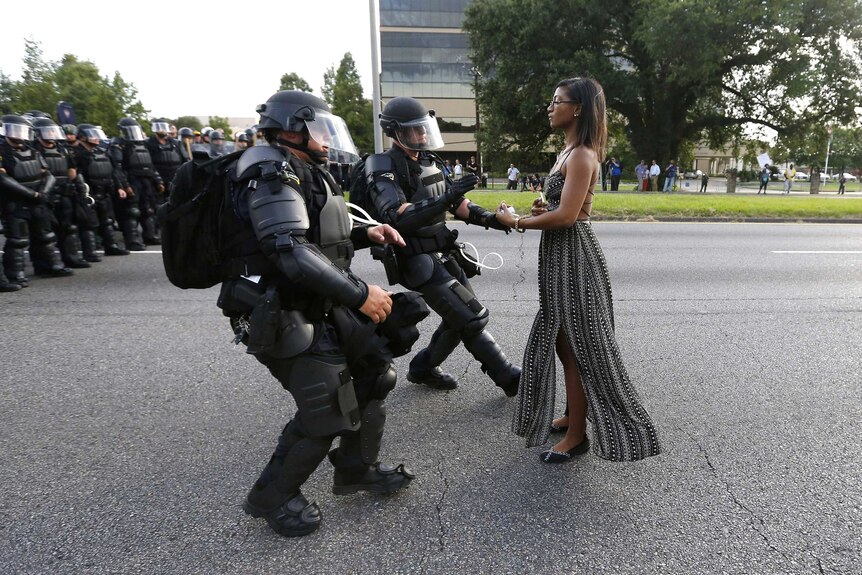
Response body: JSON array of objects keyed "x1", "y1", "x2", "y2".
[{"x1": 0, "y1": 0, "x2": 376, "y2": 120}]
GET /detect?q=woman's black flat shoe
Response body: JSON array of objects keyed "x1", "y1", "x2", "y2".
[
  {"x1": 540, "y1": 437, "x2": 590, "y2": 464},
  {"x1": 549, "y1": 422, "x2": 568, "y2": 434}
]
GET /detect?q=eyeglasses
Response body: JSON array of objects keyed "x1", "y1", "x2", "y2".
[{"x1": 547, "y1": 99, "x2": 577, "y2": 108}]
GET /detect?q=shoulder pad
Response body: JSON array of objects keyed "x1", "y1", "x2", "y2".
[
  {"x1": 365, "y1": 153, "x2": 395, "y2": 175},
  {"x1": 235, "y1": 145, "x2": 289, "y2": 180}
]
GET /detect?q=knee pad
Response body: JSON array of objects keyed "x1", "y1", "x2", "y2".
[
  {"x1": 5, "y1": 236, "x2": 30, "y2": 249},
  {"x1": 400, "y1": 253, "x2": 436, "y2": 289},
  {"x1": 280, "y1": 354, "x2": 361, "y2": 438},
  {"x1": 369, "y1": 366, "x2": 396, "y2": 400},
  {"x1": 128, "y1": 207, "x2": 142, "y2": 219},
  {"x1": 424, "y1": 278, "x2": 488, "y2": 334},
  {"x1": 65, "y1": 224, "x2": 79, "y2": 234}
]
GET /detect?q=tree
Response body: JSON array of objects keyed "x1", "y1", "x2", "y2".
[
  {"x1": 0, "y1": 40, "x2": 148, "y2": 134},
  {"x1": 279, "y1": 72, "x2": 312, "y2": 92},
  {"x1": 464, "y1": 0, "x2": 862, "y2": 164},
  {"x1": 208, "y1": 115, "x2": 232, "y2": 137},
  {"x1": 173, "y1": 116, "x2": 203, "y2": 131},
  {"x1": 321, "y1": 53, "x2": 373, "y2": 154}
]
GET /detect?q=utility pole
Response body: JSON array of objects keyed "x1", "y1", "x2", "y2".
[
  {"x1": 369, "y1": 0, "x2": 383, "y2": 153},
  {"x1": 824, "y1": 125, "x2": 833, "y2": 182},
  {"x1": 471, "y1": 66, "x2": 482, "y2": 173}
]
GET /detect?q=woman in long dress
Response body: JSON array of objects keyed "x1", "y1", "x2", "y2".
[{"x1": 496, "y1": 77, "x2": 661, "y2": 463}]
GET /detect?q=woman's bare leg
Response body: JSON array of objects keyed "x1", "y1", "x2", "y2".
[{"x1": 552, "y1": 329, "x2": 587, "y2": 452}]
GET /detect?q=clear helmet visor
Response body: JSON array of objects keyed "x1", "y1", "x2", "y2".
[
  {"x1": 81, "y1": 127, "x2": 108, "y2": 143},
  {"x1": 37, "y1": 125, "x2": 66, "y2": 141},
  {"x1": 4, "y1": 123, "x2": 34, "y2": 141},
  {"x1": 393, "y1": 114, "x2": 444, "y2": 151},
  {"x1": 151, "y1": 122, "x2": 171, "y2": 134},
  {"x1": 122, "y1": 125, "x2": 146, "y2": 141},
  {"x1": 305, "y1": 112, "x2": 360, "y2": 164}
]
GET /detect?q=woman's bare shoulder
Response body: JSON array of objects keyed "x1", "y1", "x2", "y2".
[{"x1": 562, "y1": 146, "x2": 599, "y2": 175}]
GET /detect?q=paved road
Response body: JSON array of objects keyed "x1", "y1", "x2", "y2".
[{"x1": 1, "y1": 223, "x2": 860, "y2": 574}]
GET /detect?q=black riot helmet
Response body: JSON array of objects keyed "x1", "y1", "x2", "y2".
[
  {"x1": 256, "y1": 90, "x2": 359, "y2": 164},
  {"x1": 151, "y1": 119, "x2": 171, "y2": 136},
  {"x1": 178, "y1": 127, "x2": 194, "y2": 139},
  {"x1": 77, "y1": 123, "x2": 109, "y2": 146},
  {"x1": 2, "y1": 114, "x2": 35, "y2": 146},
  {"x1": 117, "y1": 117, "x2": 145, "y2": 142},
  {"x1": 379, "y1": 97, "x2": 444, "y2": 151},
  {"x1": 32, "y1": 117, "x2": 65, "y2": 143}
]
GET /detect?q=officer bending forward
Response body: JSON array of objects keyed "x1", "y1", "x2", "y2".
[{"x1": 211, "y1": 91, "x2": 425, "y2": 537}]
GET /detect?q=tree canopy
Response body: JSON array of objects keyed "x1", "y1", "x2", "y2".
[
  {"x1": 0, "y1": 40, "x2": 148, "y2": 131},
  {"x1": 464, "y1": 0, "x2": 862, "y2": 164},
  {"x1": 322, "y1": 53, "x2": 373, "y2": 155},
  {"x1": 279, "y1": 72, "x2": 312, "y2": 93}
]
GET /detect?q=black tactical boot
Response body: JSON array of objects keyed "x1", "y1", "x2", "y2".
[
  {"x1": 407, "y1": 349, "x2": 458, "y2": 390},
  {"x1": 104, "y1": 244, "x2": 130, "y2": 256},
  {"x1": 330, "y1": 456, "x2": 415, "y2": 496},
  {"x1": 80, "y1": 230, "x2": 102, "y2": 262},
  {"x1": 243, "y1": 491, "x2": 321, "y2": 537}
]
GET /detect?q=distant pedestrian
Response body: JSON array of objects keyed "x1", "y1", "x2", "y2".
[
  {"x1": 758, "y1": 166, "x2": 770, "y2": 194},
  {"x1": 838, "y1": 173, "x2": 846, "y2": 195},
  {"x1": 699, "y1": 171, "x2": 709, "y2": 193},
  {"x1": 783, "y1": 164, "x2": 796, "y2": 194},
  {"x1": 662, "y1": 160, "x2": 678, "y2": 192},
  {"x1": 635, "y1": 160, "x2": 647, "y2": 191},
  {"x1": 608, "y1": 157, "x2": 621, "y2": 191},
  {"x1": 466, "y1": 155, "x2": 478, "y2": 177},
  {"x1": 443, "y1": 159, "x2": 452, "y2": 178},
  {"x1": 648, "y1": 160, "x2": 660, "y2": 191},
  {"x1": 507, "y1": 163, "x2": 520, "y2": 190},
  {"x1": 453, "y1": 159, "x2": 463, "y2": 181}
]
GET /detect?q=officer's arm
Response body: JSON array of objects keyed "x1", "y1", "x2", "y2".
[
  {"x1": 107, "y1": 145, "x2": 130, "y2": 189},
  {"x1": 457, "y1": 199, "x2": 510, "y2": 232},
  {"x1": 248, "y1": 161, "x2": 368, "y2": 308},
  {"x1": 366, "y1": 154, "x2": 471, "y2": 234},
  {"x1": 0, "y1": 169, "x2": 41, "y2": 204}
]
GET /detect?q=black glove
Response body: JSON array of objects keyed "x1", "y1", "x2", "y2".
[{"x1": 444, "y1": 173, "x2": 479, "y2": 205}]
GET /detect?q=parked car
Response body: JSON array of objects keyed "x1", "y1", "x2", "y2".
[
  {"x1": 819, "y1": 173, "x2": 831, "y2": 181},
  {"x1": 683, "y1": 169, "x2": 703, "y2": 179},
  {"x1": 839, "y1": 173, "x2": 858, "y2": 182},
  {"x1": 794, "y1": 171, "x2": 810, "y2": 181}
]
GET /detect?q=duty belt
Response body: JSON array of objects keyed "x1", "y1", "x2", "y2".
[{"x1": 397, "y1": 228, "x2": 457, "y2": 257}]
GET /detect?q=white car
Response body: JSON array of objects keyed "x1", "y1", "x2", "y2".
[
  {"x1": 794, "y1": 171, "x2": 810, "y2": 181},
  {"x1": 839, "y1": 173, "x2": 857, "y2": 182},
  {"x1": 819, "y1": 173, "x2": 831, "y2": 181}
]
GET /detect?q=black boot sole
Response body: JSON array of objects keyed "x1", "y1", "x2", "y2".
[
  {"x1": 242, "y1": 500, "x2": 320, "y2": 537},
  {"x1": 406, "y1": 372, "x2": 458, "y2": 390},
  {"x1": 332, "y1": 477, "x2": 412, "y2": 496}
]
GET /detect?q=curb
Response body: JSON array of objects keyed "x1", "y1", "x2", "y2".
[{"x1": 592, "y1": 216, "x2": 862, "y2": 224}]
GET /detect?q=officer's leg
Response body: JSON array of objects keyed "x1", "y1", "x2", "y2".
[
  {"x1": 115, "y1": 190, "x2": 144, "y2": 251},
  {"x1": 0, "y1": 218, "x2": 22, "y2": 292},
  {"x1": 28, "y1": 207, "x2": 73, "y2": 277},
  {"x1": 57, "y1": 196, "x2": 88, "y2": 268},
  {"x1": 329, "y1": 365, "x2": 414, "y2": 495},
  {"x1": 3, "y1": 214, "x2": 30, "y2": 287},
  {"x1": 138, "y1": 179, "x2": 160, "y2": 245},
  {"x1": 416, "y1": 259, "x2": 520, "y2": 396},
  {"x1": 96, "y1": 196, "x2": 129, "y2": 255}
]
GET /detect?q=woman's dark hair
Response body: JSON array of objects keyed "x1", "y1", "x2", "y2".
[{"x1": 556, "y1": 77, "x2": 607, "y2": 161}]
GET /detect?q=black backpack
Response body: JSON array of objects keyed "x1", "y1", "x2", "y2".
[{"x1": 157, "y1": 150, "x2": 245, "y2": 289}]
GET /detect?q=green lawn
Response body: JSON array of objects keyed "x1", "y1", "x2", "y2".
[{"x1": 459, "y1": 191, "x2": 862, "y2": 220}]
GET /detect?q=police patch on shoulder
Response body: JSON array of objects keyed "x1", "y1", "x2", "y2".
[
  {"x1": 282, "y1": 171, "x2": 301, "y2": 187},
  {"x1": 380, "y1": 172, "x2": 395, "y2": 181}
]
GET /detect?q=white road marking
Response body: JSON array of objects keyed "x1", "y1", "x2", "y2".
[{"x1": 771, "y1": 250, "x2": 862, "y2": 254}]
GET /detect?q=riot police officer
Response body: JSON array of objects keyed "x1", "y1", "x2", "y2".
[
  {"x1": 364, "y1": 97, "x2": 520, "y2": 395},
  {"x1": 211, "y1": 90, "x2": 419, "y2": 537},
  {"x1": 32, "y1": 117, "x2": 90, "y2": 268},
  {"x1": 0, "y1": 114, "x2": 73, "y2": 284},
  {"x1": 73, "y1": 124, "x2": 130, "y2": 257},
  {"x1": 145, "y1": 119, "x2": 183, "y2": 188},
  {"x1": 0, "y1": 123, "x2": 23, "y2": 293},
  {"x1": 177, "y1": 127, "x2": 195, "y2": 163},
  {"x1": 208, "y1": 129, "x2": 226, "y2": 157},
  {"x1": 108, "y1": 118, "x2": 163, "y2": 248}
]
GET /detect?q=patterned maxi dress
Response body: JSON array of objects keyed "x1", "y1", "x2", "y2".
[{"x1": 512, "y1": 171, "x2": 661, "y2": 461}]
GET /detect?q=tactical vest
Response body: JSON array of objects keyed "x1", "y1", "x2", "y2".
[
  {"x1": 6, "y1": 145, "x2": 44, "y2": 190},
  {"x1": 82, "y1": 147, "x2": 115, "y2": 190},
  {"x1": 288, "y1": 156, "x2": 354, "y2": 270},
  {"x1": 149, "y1": 138, "x2": 182, "y2": 181},
  {"x1": 122, "y1": 140, "x2": 157, "y2": 177},
  {"x1": 407, "y1": 154, "x2": 449, "y2": 238},
  {"x1": 38, "y1": 145, "x2": 72, "y2": 192}
]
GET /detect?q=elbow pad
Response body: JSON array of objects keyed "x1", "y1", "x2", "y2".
[
  {"x1": 465, "y1": 201, "x2": 509, "y2": 232},
  {"x1": 365, "y1": 154, "x2": 406, "y2": 225},
  {"x1": 274, "y1": 236, "x2": 368, "y2": 309}
]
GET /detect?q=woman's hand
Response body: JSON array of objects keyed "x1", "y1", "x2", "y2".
[
  {"x1": 531, "y1": 197, "x2": 548, "y2": 216},
  {"x1": 496, "y1": 202, "x2": 516, "y2": 228}
]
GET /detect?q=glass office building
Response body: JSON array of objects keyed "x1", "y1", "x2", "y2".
[{"x1": 379, "y1": 0, "x2": 477, "y2": 155}]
